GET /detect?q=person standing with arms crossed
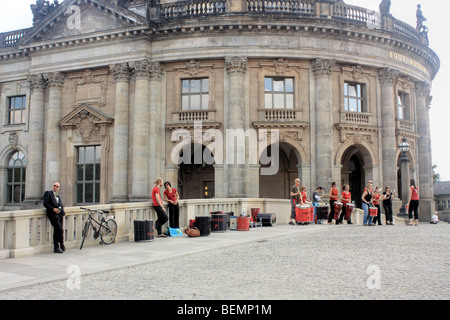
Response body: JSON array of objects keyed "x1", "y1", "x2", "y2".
[
  {"x1": 43, "y1": 182, "x2": 65, "y2": 253},
  {"x1": 152, "y1": 178, "x2": 169, "y2": 237}
]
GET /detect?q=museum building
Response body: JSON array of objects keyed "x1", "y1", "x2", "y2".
[{"x1": 0, "y1": 0, "x2": 440, "y2": 220}]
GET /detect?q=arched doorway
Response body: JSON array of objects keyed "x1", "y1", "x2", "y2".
[
  {"x1": 340, "y1": 144, "x2": 374, "y2": 208},
  {"x1": 178, "y1": 143, "x2": 215, "y2": 199},
  {"x1": 259, "y1": 142, "x2": 301, "y2": 199}
]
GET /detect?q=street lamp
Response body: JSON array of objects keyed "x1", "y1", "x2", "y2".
[{"x1": 398, "y1": 137, "x2": 410, "y2": 217}]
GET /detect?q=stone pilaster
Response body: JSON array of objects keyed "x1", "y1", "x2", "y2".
[
  {"x1": 43, "y1": 72, "x2": 65, "y2": 189},
  {"x1": 313, "y1": 58, "x2": 335, "y2": 189},
  {"x1": 225, "y1": 56, "x2": 247, "y2": 198},
  {"x1": 24, "y1": 74, "x2": 46, "y2": 206},
  {"x1": 378, "y1": 68, "x2": 399, "y2": 192},
  {"x1": 415, "y1": 81, "x2": 434, "y2": 221},
  {"x1": 110, "y1": 63, "x2": 130, "y2": 202},
  {"x1": 130, "y1": 59, "x2": 152, "y2": 201}
]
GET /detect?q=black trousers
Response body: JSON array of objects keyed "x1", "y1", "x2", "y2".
[
  {"x1": 48, "y1": 215, "x2": 64, "y2": 249},
  {"x1": 383, "y1": 203, "x2": 393, "y2": 223},
  {"x1": 168, "y1": 203, "x2": 180, "y2": 228},
  {"x1": 328, "y1": 200, "x2": 336, "y2": 223},
  {"x1": 409, "y1": 200, "x2": 419, "y2": 220},
  {"x1": 154, "y1": 205, "x2": 168, "y2": 235},
  {"x1": 372, "y1": 204, "x2": 382, "y2": 225}
]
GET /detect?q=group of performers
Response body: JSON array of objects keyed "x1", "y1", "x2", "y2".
[{"x1": 289, "y1": 178, "x2": 397, "y2": 226}]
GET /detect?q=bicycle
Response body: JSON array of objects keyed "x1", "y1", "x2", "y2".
[{"x1": 80, "y1": 207, "x2": 118, "y2": 250}]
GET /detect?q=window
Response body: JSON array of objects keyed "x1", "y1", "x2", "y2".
[
  {"x1": 8, "y1": 96, "x2": 26, "y2": 125},
  {"x1": 264, "y1": 77, "x2": 294, "y2": 109},
  {"x1": 76, "y1": 146, "x2": 101, "y2": 204},
  {"x1": 181, "y1": 78, "x2": 209, "y2": 110},
  {"x1": 6, "y1": 151, "x2": 27, "y2": 204},
  {"x1": 344, "y1": 82, "x2": 364, "y2": 112},
  {"x1": 398, "y1": 92, "x2": 409, "y2": 120}
]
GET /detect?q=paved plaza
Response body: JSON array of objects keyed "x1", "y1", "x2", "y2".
[{"x1": 0, "y1": 222, "x2": 448, "y2": 300}]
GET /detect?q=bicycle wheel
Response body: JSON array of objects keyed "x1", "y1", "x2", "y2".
[
  {"x1": 80, "y1": 221, "x2": 90, "y2": 250},
  {"x1": 100, "y1": 218, "x2": 117, "y2": 245}
]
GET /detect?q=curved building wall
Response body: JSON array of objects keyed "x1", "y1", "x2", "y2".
[{"x1": 0, "y1": 0, "x2": 439, "y2": 220}]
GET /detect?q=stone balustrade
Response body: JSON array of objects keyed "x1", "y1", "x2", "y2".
[{"x1": 0, "y1": 1, "x2": 428, "y2": 49}]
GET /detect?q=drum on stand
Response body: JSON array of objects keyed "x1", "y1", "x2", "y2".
[
  {"x1": 345, "y1": 203, "x2": 355, "y2": 220},
  {"x1": 257, "y1": 213, "x2": 276, "y2": 227},
  {"x1": 295, "y1": 204, "x2": 311, "y2": 224},
  {"x1": 333, "y1": 202, "x2": 343, "y2": 220},
  {"x1": 316, "y1": 204, "x2": 329, "y2": 220},
  {"x1": 195, "y1": 216, "x2": 211, "y2": 236},
  {"x1": 134, "y1": 220, "x2": 154, "y2": 242}
]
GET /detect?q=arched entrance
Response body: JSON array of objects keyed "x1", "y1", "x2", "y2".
[
  {"x1": 259, "y1": 142, "x2": 301, "y2": 199},
  {"x1": 340, "y1": 144, "x2": 374, "y2": 208},
  {"x1": 178, "y1": 143, "x2": 215, "y2": 199}
]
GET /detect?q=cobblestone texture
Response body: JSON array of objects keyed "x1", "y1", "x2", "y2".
[{"x1": 1, "y1": 224, "x2": 448, "y2": 300}]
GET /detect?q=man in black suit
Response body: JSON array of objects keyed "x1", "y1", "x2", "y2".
[{"x1": 43, "y1": 182, "x2": 65, "y2": 253}]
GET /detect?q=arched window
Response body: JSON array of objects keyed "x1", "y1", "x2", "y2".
[{"x1": 7, "y1": 151, "x2": 27, "y2": 204}]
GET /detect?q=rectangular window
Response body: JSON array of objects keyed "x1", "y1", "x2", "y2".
[
  {"x1": 398, "y1": 92, "x2": 409, "y2": 120},
  {"x1": 344, "y1": 83, "x2": 364, "y2": 113},
  {"x1": 6, "y1": 151, "x2": 27, "y2": 204},
  {"x1": 181, "y1": 78, "x2": 209, "y2": 110},
  {"x1": 8, "y1": 96, "x2": 26, "y2": 125},
  {"x1": 264, "y1": 77, "x2": 294, "y2": 109},
  {"x1": 76, "y1": 146, "x2": 101, "y2": 204}
]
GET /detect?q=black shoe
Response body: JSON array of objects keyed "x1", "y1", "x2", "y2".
[
  {"x1": 60, "y1": 244, "x2": 66, "y2": 252},
  {"x1": 54, "y1": 248, "x2": 63, "y2": 254}
]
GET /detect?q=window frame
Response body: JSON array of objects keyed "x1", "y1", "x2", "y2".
[
  {"x1": 7, "y1": 95, "x2": 26, "y2": 125},
  {"x1": 397, "y1": 91, "x2": 410, "y2": 121},
  {"x1": 344, "y1": 82, "x2": 365, "y2": 113},
  {"x1": 181, "y1": 78, "x2": 210, "y2": 111},
  {"x1": 264, "y1": 77, "x2": 295, "y2": 109},
  {"x1": 6, "y1": 151, "x2": 27, "y2": 204},
  {"x1": 75, "y1": 145, "x2": 101, "y2": 205}
]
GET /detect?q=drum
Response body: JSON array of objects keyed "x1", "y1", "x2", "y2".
[
  {"x1": 345, "y1": 203, "x2": 355, "y2": 220},
  {"x1": 295, "y1": 204, "x2": 311, "y2": 223},
  {"x1": 333, "y1": 202, "x2": 343, "y2": 220},
  {"x1": 237, "y1": 216, "x2": 250, "y2": 231},
  {"x1": 257, "y1": 213, "x2": 276, "y2": 227},
  {"x1": 134, "y1": 220, "x2": 154, "y2": 242},
  {"x1": 195, "y1": 216, "x2": 211, "y2": 236},
  {"x1": 251, "y1": 208, "x2": 260, "y2": 223},
  {"x1": 316, "y1": 205, "x2": 329, "y2": 220},
  {"x1": 309, "y1": 207, "x2": 314, "y2": 223},
  {"x1": 369, "y1": 207, "x2": 378, "y2": 217},
  {"x1": 211, "y1": 214, "x2": 226, "y2": 233}
]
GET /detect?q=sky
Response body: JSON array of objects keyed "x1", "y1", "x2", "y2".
[{"x1": 0, "y1": 0, "x2": 449, "y2": 181}]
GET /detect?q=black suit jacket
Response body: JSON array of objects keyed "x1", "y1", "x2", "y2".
[{"x1": 43, "y1": 190, "x2": 65, "y2": 219}]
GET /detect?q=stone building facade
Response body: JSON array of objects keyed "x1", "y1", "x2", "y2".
[{"x1": 0, "y1": 0, "x2": 440, "y2": 221}]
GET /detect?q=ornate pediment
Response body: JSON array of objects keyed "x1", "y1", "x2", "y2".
[
  {"x1": 18, "y1": 0, "x2": 148, "y2": 46},
  {"x1": 60, "y1": 104, "x2": 113, "y2": 144}
]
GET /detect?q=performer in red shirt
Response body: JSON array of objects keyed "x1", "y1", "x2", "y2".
[
  {"x1": 152, "y1": 178, "x2": 168, "y2": 237},
  {"x1": 338, "y1": 184, "x2": 353, "y2": 224},
  {"x1": 163, "y1": 181, "x2": 180, "y2": 229},
  {"x1": 408, "y1": 179, "x2": 420, "y2": 226},
  {"x1": 328, "y1": 182, "x2": 339, "y2": 224},
  {"x1": 372, "y1": 187, "x2": 382, "y2": 225}
]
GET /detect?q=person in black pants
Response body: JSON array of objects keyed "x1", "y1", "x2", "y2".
[
  {"x1": 43, "y1": 182, "x2": 65, "y2": 253},
  {"x1": 152, "y1": 178, "x2": 169, "y2": 237},
  {"x1": 163, "y1": 181, "x2": 180, "y2": 229},
  {"x1": 381, "y1": 186, "x2": 396, "y2": 225}
]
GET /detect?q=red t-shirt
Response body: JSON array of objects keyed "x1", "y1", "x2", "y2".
[
  {"x1": 411, "y1": 186, "x2": 419, "y2": 200},
  {"x1": 341, "y1": 191, "x2": 351, "y2": 204},
  {"x1": 164, "y1": 188, "x2": 178, "y2": 202},
  {"x1": 152, "y1": 186, "x2": 161, "y2": 207},
  {"x1": 373, "y1": 193, "x2": 381, "y2": 205},
  {"x1": 330, "y1": 188, "x2": 339, "y2": 200},
  {"x1": 301, "y1": 191, "x2": 308, "y2": 203}
]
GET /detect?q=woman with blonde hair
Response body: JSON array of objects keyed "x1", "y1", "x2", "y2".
[
  {"x1": 361, "y1": 181, "x2": 374, "y2": 226},
  {"x1": 152, "y1": 178, "x2": 168, "y2": 237}
]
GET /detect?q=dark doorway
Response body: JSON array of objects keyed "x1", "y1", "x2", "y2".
[{"x1": 348, "y1": 155, "x2": 363, "y2": 208}]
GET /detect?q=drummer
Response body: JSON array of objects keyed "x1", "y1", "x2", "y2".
[
  {"x1": 312, "y1": 187, "x2": 325, "y2": 224},
  {"x1": 338, "y1": 185, "x2": 353, "y2": 224},
  {"x1": 289, "y1": 178, "x2": 302, "y2": 226},
  {"x1": 300, "y1": 185, "x2": 311, "y2": 204},
  {"x1": 327, "y1": 182, "x2": 340, "y2": 224}
]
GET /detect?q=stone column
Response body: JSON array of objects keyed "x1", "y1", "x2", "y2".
[
  {"x1": 130, "y1": 59, "x2": 151, "y2": 201},
  {"x1": 43, "y1": 72, "x2": 65, "y2": 189},
  {"x1": 312, "y1": 58, "x2": 335, "y2": 189},
  {"x1": 415, "y1": 81, "x2": 434, "y2": 221},
  {"x1": 110, "y1": 63, "x2": 130, "y2": 202},
  {"x1": 378, "y1": 68, "x2": 399, "y2": 191},
  {"x1": 24, "y1": 74, "x2": 46, "y2": 206},
  {"x1": 225, "y1": 56, "x2": 247, "y2": 198},
  {"x1": 149, "y1": 62, "x2": 165, "y2": 183}
]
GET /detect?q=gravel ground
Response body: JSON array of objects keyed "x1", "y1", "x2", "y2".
[{"x1": 1, "y1": 223, "x2": 448, "y2": 300}]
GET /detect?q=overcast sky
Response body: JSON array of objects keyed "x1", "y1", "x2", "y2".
[{"x1": 1, "y1": 0, "x2": 449, "y2": 181}]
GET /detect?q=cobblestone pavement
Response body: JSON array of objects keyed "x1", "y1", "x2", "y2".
[{"x1": 1, "y1": 223, "x2": 448, "y2": 300}]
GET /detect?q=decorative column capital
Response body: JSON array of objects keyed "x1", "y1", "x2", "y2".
[
  {"x1": 225, "y1": 56, "x2": 248, "y2": 75},
  {"x1": 415, "y1": 81, "x2": 431, "y2": 98},
  {"x1": 27, "y1": 74, "x2": 46, "y2": 91},
  {"x1": 110, "y1": 63, "x2": 131, "y2": 82},
  {"x1": 149, "y1": 61, "x2": 165, "y2": 81},
  {"x1": 378, "y1": 68, "x2": 399, "y2": 85},
  {"x1": 45, "y1": 72, "x2": 65, "y2": 88},
  {"x1": 312, "y1": 58, "x2": 335, "y2": 78},
  {"x1": 132, "y1": 60, "x2": 165, "y2": 80}
]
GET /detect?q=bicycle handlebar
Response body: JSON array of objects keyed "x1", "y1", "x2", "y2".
[{"x1": 80, "y1": 207, "x2": 110, "y2": 214}]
